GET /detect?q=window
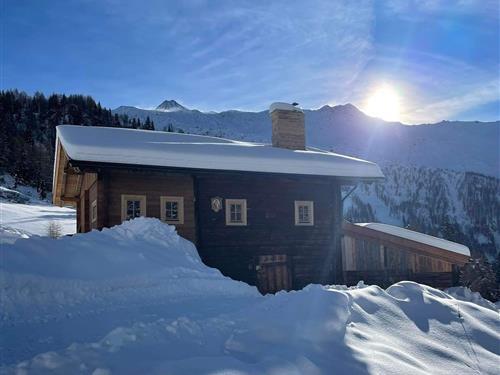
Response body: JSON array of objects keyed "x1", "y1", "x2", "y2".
[
  {"x1": 91, "y1": 200, "x2": 98, "y2": 223},
  {"x1": 225, "y1": 199, "x2": 247, "y2": 226},
  {"x1": 160, "y1": 196, "x2": 184, "y2": 224},
  {"x1": 294, "y1": 200, "x2": 314, "y2": 226},
  {"x1": 121, "y1": 195, "x2": 146, "y2": 221}
]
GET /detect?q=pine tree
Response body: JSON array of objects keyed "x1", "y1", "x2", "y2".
[
  {"x1": 143, "y1": 116, "x2": 154, "y2": 130},
  {"x1": 0, "y1": 90, "x2": 146, "y2": 190},
  {"x1": 460, "y1": 257, "x2": 499, "y2": 302}
]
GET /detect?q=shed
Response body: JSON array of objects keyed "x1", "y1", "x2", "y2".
[{"x1": 342, "y1": 221, "x2": 470, "y2": 288}]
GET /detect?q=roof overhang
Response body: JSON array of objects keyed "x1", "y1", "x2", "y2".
[
  {"x1": 55, "y1": 125, "x2": 385, "y2": 180},
  {"x1": 52, "y1": 139, "x2": 83, "y2": 207},
  {"x1": 67, "y1": 158, "x2": 384, "y2": 184},
  {"x1": 343, "y1": 221, "x2": 470, "y2": 264}
]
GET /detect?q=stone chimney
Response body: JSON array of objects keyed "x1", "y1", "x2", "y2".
[{"x1": 269, "y1": 102, "x2": 305, "y2": 150}]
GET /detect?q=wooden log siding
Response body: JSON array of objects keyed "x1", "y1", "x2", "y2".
[
  {"x1": 342, "y1": 222, "x2": 469, "y2": 266},
  {"x1": 341, "y1": 221, "x2": 469, "y2": 289},
  {"x1": 102, "y1": 169, "x2": 196, "y2": 243},
  {"x1": 194, "y1": 173, "x2": 341, "y2": 289},
  {"x1": 70, "y1": 163, "x2": 344, "y2": 291},
  {"x1": 78, "y1": 172, "x2": 97, "y2": 233}
]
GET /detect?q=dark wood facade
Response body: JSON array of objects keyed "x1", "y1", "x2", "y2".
[
  {"x1": 53, "y1": 140, "x2": 468, "y2": 293},
  {"x1": 342, "y1": 222, "x2": 469, "y2": 289},
  {"x1": 66, "y1": 163, "x2": 343, "y2": 293}
]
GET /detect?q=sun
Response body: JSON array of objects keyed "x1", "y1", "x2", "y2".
[{"x1": 364, "y1": 85, "x2": 401, "y2": 122}]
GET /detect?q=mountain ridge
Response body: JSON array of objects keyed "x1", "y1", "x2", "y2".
[
  {"x1": 113, "y1": 102, "x2": 499, "y2": 178},
  {"x1": 117, "y1": 101, "x2": 499, "y2": 126},
  {"x1": 112, "y1": 100, "x2": 499, "y2": 257}
]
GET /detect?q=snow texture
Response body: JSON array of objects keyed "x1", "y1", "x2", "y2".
[
  {"x1": 0, "y1": 202, "x2": 75, "y2": 242},
  {"x1": 0, "y1": 218, "x2": 498, "y2": 374},
  {"x1": 55, "y1": 125, "x2": 384, "y2": 179},
  {"x1": 0, "y1": 176, "x2": 76, "y2": 243},
  {"x1": 355, "y1": 222, "x2": 471, "y2": 256},
  {"x1": 445, "y1": 287, "x2": 498, "y2": 311},
  {"x1": 269, "y1": 102, "x2": 303, "y2": 113}
]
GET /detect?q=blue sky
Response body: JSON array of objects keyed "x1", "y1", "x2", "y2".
[{"x1": 2, "y1": 0, "x2": 499, "y2": 123}]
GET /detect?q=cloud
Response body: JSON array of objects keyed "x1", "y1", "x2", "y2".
[{"x1": 404, "y1": 80, "x2": 499, "y2": 123}]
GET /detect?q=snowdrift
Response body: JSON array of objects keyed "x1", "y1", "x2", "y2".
[
  {"x1": 1, "y1": 218, "x2": 498, "y2": 374},
  {"x1": 0, "y1": 218, "x2": 258, "y2": 323}
]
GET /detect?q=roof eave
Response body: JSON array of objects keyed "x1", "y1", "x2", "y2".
[{"x1": 68, "y1": 159, "x2": 385, "y2": 181}]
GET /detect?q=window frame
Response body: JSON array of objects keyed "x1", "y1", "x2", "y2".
[
  {"x1": 294, "y1": 200, "x2": 314, "y2": 226},
  {"x1": 225, "y1": 199, "x2": 247, "y2": 226},
  {"x1": 91, "y1": 200, "x2": 98, "y2": 223},
  {"x1": 121, "y1": 194, "x2": 147, "y2": 222},
  {"x1": 160, "y1": 196, "x2": 185, "y2": 224}
]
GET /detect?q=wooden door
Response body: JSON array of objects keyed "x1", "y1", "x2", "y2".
[{"x1": 256, "y1": 254, "x2": 291, "y2": 294}]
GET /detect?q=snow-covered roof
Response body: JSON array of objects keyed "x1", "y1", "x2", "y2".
[
  {"x1": 269, "y1": 102, "x2": 303, "y2": 113},
  {"x1": 55, "y1": 125, "x2": 384, "y2": 179},
  {"x1": 355, "y1": 223, "x2": 470, "y2": 256}
]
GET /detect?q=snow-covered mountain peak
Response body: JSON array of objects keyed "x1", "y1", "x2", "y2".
[{"x1": 155, "y1": 99, "x2": 188, "y2": 112}]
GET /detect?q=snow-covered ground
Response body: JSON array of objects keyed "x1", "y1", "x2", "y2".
[
  {"x1": 1, "y1": 217, "x2": 498, "y2": 374},
  {"x1": 0, "y1": 202, "x2": 75, "y2": 241},
  {"x1": 0, "y1": 175, "x2": 76, "y2": 243}
]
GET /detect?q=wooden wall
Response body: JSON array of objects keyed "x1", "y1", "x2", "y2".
[
  {"x1": 77, "y1": 172, "x2": 97, "y2": 233},
  {"x1": 74, "y1": 166, "x2": 343, "y2": 291},
  {"x1": 194, "y1": 173, "x2": 341, "y2": 289},
  {"x1": 96, "y1": 169, "x2": 197, "y2": 243},
  {"x1": 342, "y1": 222, "x2": 468, "y2": 288}
]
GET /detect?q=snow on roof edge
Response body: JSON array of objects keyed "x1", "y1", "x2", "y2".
[
  {"x1": 269, "y1": 102, "x2": 303, "y2": 113},
  {"x1": 56, "y1": 125, "x2": 385, "y2": 179},
  {"x1": 354, "y1": 222, "x2": 471, "y2": 256}
]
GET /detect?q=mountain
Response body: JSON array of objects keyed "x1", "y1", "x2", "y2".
[
  {"x1": 155, "y1": 99, "x2": 188, "y2": 112},
  {"x1": 113, "y1": 102, "x2": 500, "y2": 258},
  {"x1": 113, "y1": 103, "x2": 499, "y2": 178},
  {"x1": 344, "y1": 165, "x2": 499, "y2": 259}
]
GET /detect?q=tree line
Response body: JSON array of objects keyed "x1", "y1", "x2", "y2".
[{"x1": 0, "y1": 90, "x2": 154, "y2": 196}]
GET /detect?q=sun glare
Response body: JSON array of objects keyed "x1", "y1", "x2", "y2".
[{"x1": 364, "y1": 85, "x2": 401, "y2": 122}]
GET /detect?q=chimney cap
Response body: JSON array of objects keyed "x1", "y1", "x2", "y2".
[{"x1": 269, "y1": 102, "x2": 303, "y2": 113}]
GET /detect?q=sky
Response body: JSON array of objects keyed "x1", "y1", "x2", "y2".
[{"x1": 1, "y1": 0, "x2": 499, "y2": 124}]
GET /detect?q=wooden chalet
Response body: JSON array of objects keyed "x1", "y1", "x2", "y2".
[
  {"x1": 342, "y1": 222, "x2": 470, "y2": 289},
  {"x1": 52, "y1": 103, "x2": 470, "y2": 292},
  {"x1": 53, "y1": 102, "x2": 386, "y2": 293}
]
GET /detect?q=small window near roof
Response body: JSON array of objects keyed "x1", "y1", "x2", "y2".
[
  {"x1": 295, "y1": 200, "x2": 314, "y2": 226},
  {"x1": 121, "y1": 194, "x2": 146, "y2": 222},
  {"x1": 225, "y1": 199, "x2": 247, "y2": 226},
  {"x1": 160, "y1": 196, "x2": 184, "y2": 224},
  {"x1": 91, "y1": 200, "x2": 97, "y2": 223}
]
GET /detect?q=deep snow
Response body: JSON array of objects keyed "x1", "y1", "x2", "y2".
[
  {"x1": 55, "y1": 125, "x2": 384, "y2": 179},
  {"x1": 1, "y1": 218, "x2": 498, "y2": 374}
]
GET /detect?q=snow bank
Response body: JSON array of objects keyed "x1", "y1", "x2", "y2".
[
  {"x1": 1, "y1": 219, "x2": 498, "y2": 374},
  {"x1": 0, "y1": 218, "x2": 258, "y2": 323},
  {"x1": 4, "y1": 282, "x2": 499, "y2": 375},
  {"x1": 445, "y1": 286, "x2": 498, "y2": 311}
]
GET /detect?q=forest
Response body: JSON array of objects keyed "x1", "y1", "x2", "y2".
[{"x1": 0, "y1": 90, "x2": 153, "y2": 196}]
